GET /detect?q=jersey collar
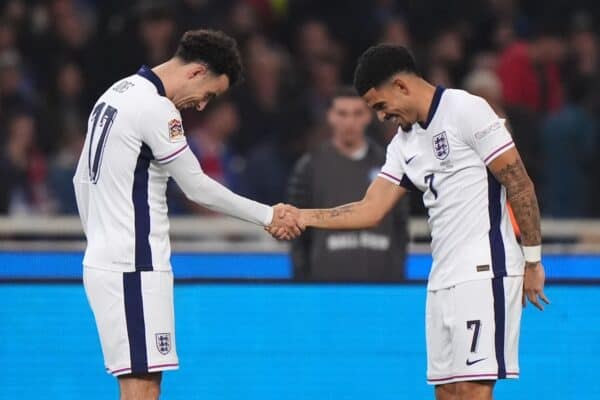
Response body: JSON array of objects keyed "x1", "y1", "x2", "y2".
[
  {"x1": 418, "y1": 85, "x2": 445, "y2": 130},
  {"x1": 136, "y1": 65, "x2": 166, "y2": 97}
]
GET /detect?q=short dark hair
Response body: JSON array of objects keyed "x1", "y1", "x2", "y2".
[
  {"x1": 329, "y1": 86, "x2": 360, "y2": 106},
  {"x1": 175, "y1": 29, "x2": 243, "y2": 87},
  {"x1": 353, "y1": 44, "x2": 418, "y2": 96}
]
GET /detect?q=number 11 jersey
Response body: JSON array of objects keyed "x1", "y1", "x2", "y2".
[
  {"x1": 378, "y1": 87, "x2": 524, "y2": 290},
  {"x1": 74, "y1": 66, "x2": 189, "y2": 272}
]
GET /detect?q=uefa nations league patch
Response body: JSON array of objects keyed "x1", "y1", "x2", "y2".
[{"x1": 168, "y1": 119, "x2": 184, "y2": 141}]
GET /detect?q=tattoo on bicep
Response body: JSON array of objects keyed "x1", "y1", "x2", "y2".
[{"x1": 493, "y1": 158, "x2": 541, "y2": 245}]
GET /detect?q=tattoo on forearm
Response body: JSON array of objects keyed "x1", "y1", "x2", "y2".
[
  {"x1": 314, "y1": 204, "x2": 355, "y2": 221},
  {"x1": 493, "y1": 158, "x2": 541, "y2": 245}
]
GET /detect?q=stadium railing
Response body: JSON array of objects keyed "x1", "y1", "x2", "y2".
[{"x1": 0, "y1": 216, "x2": 598, "y2": 252}]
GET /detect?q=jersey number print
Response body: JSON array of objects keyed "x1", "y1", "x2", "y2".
[
  {"x1": 88, "y1": 102, "x2": 118, "y2": 184},
  {"x1": 424, "y1": 173, "x2": 438, "y2": 199}
]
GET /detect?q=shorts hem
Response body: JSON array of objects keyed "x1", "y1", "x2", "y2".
[
  {"x1": 426, "y1": 273, "x2": 524, "y2": 291},
  {"x1": 107, "y1": 363, "x2": 180, "y2": 377},
  {"x1": 426, "y1": 372, "x2": 519, "y2": 385}
]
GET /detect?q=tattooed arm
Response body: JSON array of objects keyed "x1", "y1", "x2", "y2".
[
  {"x1": 300, "y1": 177, "x2": 407, "y2": 230},
  {"x1": 488, "y1": 147, "x2": 541, "y2": 247},
  {"x1": 488, "y1": 147, "x2": 549, "y2": 310}
]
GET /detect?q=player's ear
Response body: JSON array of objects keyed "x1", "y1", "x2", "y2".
[
  {"x1": 188, "y1": 63, "x2": 208, "y2": 79},
  {"x1": 391, "y1": 76, "x2": 409, "y2": 95}
]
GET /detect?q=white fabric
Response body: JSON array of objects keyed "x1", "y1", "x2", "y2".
[
  {"x1": 379, "y1": 89, "x2": 524, "y2": 290},
  {"x1": 83, "y1": 266, "x2": 179, "y2": 376},
  {"x1": 163, "y1": 149, "x2": 273, "y2": 226},
  {"x1": 74, "y1": 73, "x2": 272, "y2": 272},
  {"x1": 426, "y1": 276, "x2": 523, "y2": 385},
  {"x1": 522, "y1": 245, "x2": 542, "y2": 262}
]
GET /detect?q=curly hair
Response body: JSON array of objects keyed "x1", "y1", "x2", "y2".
[
  {"x1": 175, "y1": 29, "x2": 243, "y2": 87},
  {"x1": 353, "y1": 44, "x2": 419, "y2": 96}
]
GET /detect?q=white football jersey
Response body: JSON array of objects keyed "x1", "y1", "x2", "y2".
[
  {"x1": 75, "y1": 66, "x2": 189, "y2": 272},
  {"x1": 379, "y1": 87, "x2": 524, "y2": 290}
]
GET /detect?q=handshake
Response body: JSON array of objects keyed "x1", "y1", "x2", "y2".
[{"x1": 265, "y1": 204, "x2": 306, "y2": 240}]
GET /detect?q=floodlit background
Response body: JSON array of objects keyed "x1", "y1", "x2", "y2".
[{"x1": 0, "y1": 0, "x2": 599, "y2": 399}]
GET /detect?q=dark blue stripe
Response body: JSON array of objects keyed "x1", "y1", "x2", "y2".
[
  {"x1": 487, "y1": 170, "x2": 506, "y2": 277},
  {"x1": 133, "y1": 143, "x2": 154, "y2": 271},
  {"x1": 419, "y1": 86, "x2": 445, "y2": 129},
  {"x1": 123, "y1": 272, "x2": 148, "y2": 374},
  {"x1": 136, "y1": 65, "x2": 166, "y2": 96},
  {"x1": 492, "y1": 277, "x2": 507, "y2": 379},
  {"x1": 400, "y1": 174, "x2": 421, "y2": 192}
]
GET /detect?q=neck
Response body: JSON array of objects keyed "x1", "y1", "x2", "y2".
[
  {"x1": 415, "y1": 80, "x2": 437, "y2": 125},
  {"x1": 152, "y1": 59, "x2": 180, "y2": 102},
  {"x1": 332, "y1": 134, "x2": 367, "y2": 158}
]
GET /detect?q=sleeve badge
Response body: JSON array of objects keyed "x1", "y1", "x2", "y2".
[{"x1": 168, "y1": 119, "x2": 184, "y2": 141}]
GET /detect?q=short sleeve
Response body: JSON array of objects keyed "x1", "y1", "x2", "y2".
[
  {"x1": 140, "y1": 99, "x2": 189, "y2": 164},
  {"x1": 378, "y1": 137, "x2": 405, "y2": 185},
  {"x1": 457, "y1": 94, "x2": 515, "y2": 164}
]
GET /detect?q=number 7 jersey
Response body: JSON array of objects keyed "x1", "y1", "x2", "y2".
[
  {"x1": 378, "y1": 87, "x2": 524, "y2": 290},
  {"x1": 74, "y1": 66, "x2": 189, "y2": 272}
]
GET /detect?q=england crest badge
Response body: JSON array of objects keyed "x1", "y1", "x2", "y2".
[
  {"x1": 432, "y1": 131, "x2": 450, "y2": 160},
  {"x1": 155, "y1": 333, "x2": 171, "y2": 355}
]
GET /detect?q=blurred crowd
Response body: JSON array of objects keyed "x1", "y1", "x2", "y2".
[{"x1": 0, "y1": 0, "x2": 599, "y2": 217}]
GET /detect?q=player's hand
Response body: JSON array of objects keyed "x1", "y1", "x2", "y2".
[
  {"x1": 523, "y1": 261, "x2": 550, "y2": 311},
  {"x1": 265, "y1": 204, "x2": 305, "y2": 240}
]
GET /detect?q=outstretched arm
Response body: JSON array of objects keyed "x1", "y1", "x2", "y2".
[
  {"x1": 164, "y1": 149, "x2": 301, "y2": 235},
  {"x1": 300, "y1": 177, "x2": 407, "y2": 230},
  {"x1": 488, "y1": 147, "x2": 549, "y2": 310}
]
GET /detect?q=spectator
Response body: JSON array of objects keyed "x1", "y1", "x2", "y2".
[
  {"x1": 540, "y1": 77, "x2": 597, "y2": 217},
  {"x1": 496, "y1": 21, "x2": 566, "y2": 114},
  {"x1": 427, "y1": 26, "x2": 467, "y2": 87},
  {"x1": 137, "y1": 2, "x2": 178, "y2": 66},
  {"x1": 378, "y1": 15, "x2": 411, "y2": 47},
  {"x1": 42, "y1": 60, "x2": 88, "y2": 155},
  {"x1": 48, "y1": 125, "x2": 84, "y2": 214},
  {"x1": 0, "y1": 112, "x2": 52, "y2": 214},
  {"x1": 0, "y1": 18, "x2": 17, "y2": 52},
  {"x1": 0, "y1": 50, "x2": 36, "y2": 115},
  {"x1": 287, "y1": 87, "x2": 409, "y2": 281}
]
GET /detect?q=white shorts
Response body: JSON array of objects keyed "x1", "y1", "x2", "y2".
[
  {"x1": 426, "y1": 276, "x2": 523, "y2": 385},
  {"x1": 83, "y1": 266, "x2": 179, "y2": 376}
]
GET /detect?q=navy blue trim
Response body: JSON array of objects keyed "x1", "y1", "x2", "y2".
[
  {"x1": 123, "y1": 272, "x2": 149, "y2": 374},
  {"x1": 136, "y1": 65, "x2": 166, "y2": 96},
  {"x1": 487, "y1": 170, "x2": 506, "y2": 277},
  {"x1": 400, "y1": 174, "x2": 421, "y2": 192},
  {"x1": 491, "y1": 277, "x2": 507, "y2": 379},
  {"x1": 419, "y1": 86, "x2": 445, "y2": 130},
  {"x1": 133, "y1": 143, "x2": 154, "y2": 271}
]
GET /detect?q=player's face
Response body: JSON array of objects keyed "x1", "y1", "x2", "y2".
[
  {"x1": 363, "y1": 79, "x2": 417, "y2": 131},
  {"x1": 175, "y1": 69, "x2": 229, "y2": 112},
  {"x1": 327, "y1": 97, "x2": 372, "y2": 142}
]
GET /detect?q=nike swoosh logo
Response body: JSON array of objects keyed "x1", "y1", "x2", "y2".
[
  {"x1": 405, "y1": 155, "x2": 416, "y2": 164},
  {"x1": 466, "y1": 357, "x2": 487, "y2": 366}
]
